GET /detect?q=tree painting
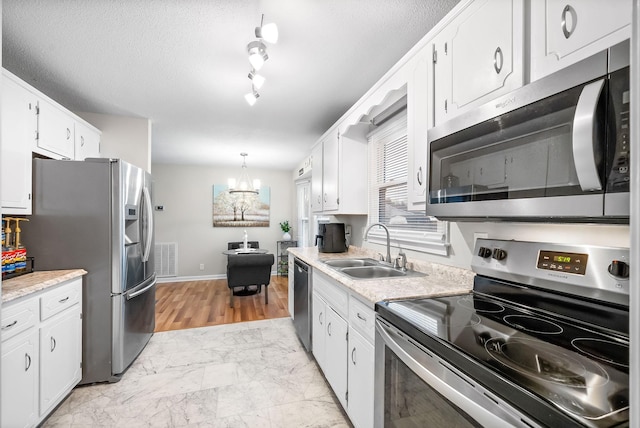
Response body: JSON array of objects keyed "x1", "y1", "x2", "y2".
[{"x1": 212, "y1": 185, "x2": 270, "y2": 227}]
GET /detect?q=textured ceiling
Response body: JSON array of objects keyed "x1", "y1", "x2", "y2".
[{"x1": 3, "y1": 0, "x2": 459, "y2": 170}]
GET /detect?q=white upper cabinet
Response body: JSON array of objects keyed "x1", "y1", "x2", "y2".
[
  {"x1": 432, "y1": 0, "x2": 525, "y2": 126},
  {"x1": 74, "y1": 120, "x2": 101, "y2": 160},
  {"x1": 407, "y1": 46, "x2": 430, "y2": 209},
  {"x1": 311, "y1": 142, "x2": 324, "y2": 213},
  {"x1": 311, "y1": 129, "x2": 368, "y2": 215},
  {"x1": 1, "y1": 72, "x2": 37, "y2": 214},
  {"x1": 36, "y1": 96, "x2": 76, "y2": 160},
  {"x1": 530, "y1": 0, "x2": 632, "y2": 81}
]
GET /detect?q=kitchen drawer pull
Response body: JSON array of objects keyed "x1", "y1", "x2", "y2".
[
  {"x1": 25, "y1": 353, "x2": 32, "y2": 371},
  {"x1": 494, "y1": 47, "x2": 503, "y2": 74},
  {"x1": 561, "y1": 5, "x2": 577, "y2": 39},
  {"x1": 58, "y1": 296, "x2": 70, "y2": 303},
  {"x1": 356, "y1": 312, "x2": 367, "y2": 322},
  {"x1": 2, "y1": 320, "x2": 18, "y2": 330},
  {"x1": 51, "y1": 337, "x2": 57, "y2": 352},
  {"x1": 351, "y1": 347, "x2": 357, "y2": 365}
]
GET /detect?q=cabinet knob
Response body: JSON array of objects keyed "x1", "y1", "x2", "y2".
[
  {"x1": 25, "y1": 353, "x2": 32, "y2": 371},
  {"x1": 417, "y1": 166, "x2": 423, "y2": 186}
]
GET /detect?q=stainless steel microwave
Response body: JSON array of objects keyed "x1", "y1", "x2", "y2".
[{"x1": 427, "y1": 41, "x2": 630, "y2": 222}]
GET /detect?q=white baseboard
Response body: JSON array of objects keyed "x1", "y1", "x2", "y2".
[{"x1": 156, "y1": 270, "x2": 280, "y2": 284}]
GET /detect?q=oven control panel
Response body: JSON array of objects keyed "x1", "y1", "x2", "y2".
[
  {"x1": 471, "y1": 239, "x2": 630, "y2": 307},
  {"x1": 537, "y1": 251, "x2": 588, "y2": 275}
]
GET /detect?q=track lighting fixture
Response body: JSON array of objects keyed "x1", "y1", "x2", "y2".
[
  {"x1": 244, "y1": 89, "x2": 260, "y2": 106},
  {"x1": 255, "y1": 15, "x2": 279, "y2": 44},
  {"x1": 244, "y1": 14, "x2": 278, "y2": 105},
  {"x1": 248, "y1": 70, "x2": 265, "y2": 89}
]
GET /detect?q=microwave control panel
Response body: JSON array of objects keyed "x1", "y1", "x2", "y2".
[{"x1": 606, "y1": 67, "x2": 630, "y2": 193}]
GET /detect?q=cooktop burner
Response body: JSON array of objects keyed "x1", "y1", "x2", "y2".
[
  {"x1": 484, "y1": 336, "x2": 609, "y2": 388},
  {"x1": 572, "y1": 338, "x2": 630, "y2": 368},
  {"x1": 458, "y1": 295, "x2": 505, "y2": 313}
]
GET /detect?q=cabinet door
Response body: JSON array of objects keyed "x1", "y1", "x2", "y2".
[
  {"x1": 1, "y1": 75, "x2": 36, "y2": 214},
  {"x1": 347, "y1": 328, "x2": 374, "y2": 428},
  {"x1": 36, "y1": 97, "x2": 75, "y2": 159},
  {"x1": 74, "y1": 121, "x2": 101, "y2": 160},
  {"x1": 450, "y1": 0, "x2": 523, "y2": 112},
  {"x1": 311, "y1": 143, "x2": 324, "y2": 213},
  {"x1": 311, "y1": 292, "x2": 326, "y2": 370},
  {"x1": 530, "y1": 0, "x2": 631, "y2": 81},
  {"x1": 39, "y1": 306, "x2": 82, "y2": 417},
  {"x1": 431, "y1": 27, "x2": 453, "y2": 127},
  {"x1": 323, "y1": 133, "x2": 340, "y2": 211},
  {"x1": 407, "y1": 47, "x2": 430, "y2": 209},
  {"x1": 1, "y1": 329, "x2": 39, "y2": 428},
  {"x1": 325, "y1": 307, "x2": 348, "y2": 409}
]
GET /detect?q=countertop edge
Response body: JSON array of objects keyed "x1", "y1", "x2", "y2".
[{"x1": 2, "y1": 269, "x2": 88, "y2": 304}]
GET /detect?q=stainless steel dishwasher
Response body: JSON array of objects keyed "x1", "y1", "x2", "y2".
[{"x1": 293, "y1": 258, "x2": 312, "y2": 352}]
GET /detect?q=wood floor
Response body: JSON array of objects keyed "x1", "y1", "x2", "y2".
[{"x1": 154, "y1": 275, "x2": 290, "y2": 332}]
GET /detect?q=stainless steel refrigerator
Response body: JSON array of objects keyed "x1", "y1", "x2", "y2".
[{"x1": 25, "y1": 158, "x2": 156, "y2": 384}]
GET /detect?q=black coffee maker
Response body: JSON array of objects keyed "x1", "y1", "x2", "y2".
[{"x1": 315, "y1": 223, "x2": 348, "y2": 253}]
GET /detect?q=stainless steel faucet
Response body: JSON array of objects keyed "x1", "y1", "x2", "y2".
[{"x1": 364, "y1": 223, "x2": 391, "y2": 263}]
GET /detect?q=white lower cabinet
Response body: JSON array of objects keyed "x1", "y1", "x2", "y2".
[
  {"x1": 39, "y1": 307, "x2": 83, "y2": 417},
  {"x1": 0, "y1": 277, "x2": 83, "y2": 427},
  {"x1": 347, "y1": 327, "x2": 375, "y2": 428},
  {"x1": 311, "y1": 270, "x2": 375, "y2": 427},
  {"x1": 1, "y1": 329, "x2": 39, "y2": 428}
]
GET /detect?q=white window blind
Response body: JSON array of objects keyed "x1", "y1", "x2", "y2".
[{"x1": 368, "y1": 111, "x2": 449, "y2": 255}]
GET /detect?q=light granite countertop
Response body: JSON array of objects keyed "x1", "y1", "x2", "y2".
[
  {"x1": 288, "y1": 246, "x2": 474, "y2": 306},
  {"x1": 2, "y1": 269, "x2": 87, "y2": 304}
]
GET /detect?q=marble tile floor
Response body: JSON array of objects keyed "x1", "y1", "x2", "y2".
[{"x1": 43, "y1": 318, "x2": 352, "y2": 428}]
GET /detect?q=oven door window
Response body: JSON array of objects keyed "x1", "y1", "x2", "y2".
[
  {"x1": 384, "y1": 348, "x2": 481, "y2": 427},
  {"x1": 429, "y1": 80, "x2": 607, "y2": 205}
]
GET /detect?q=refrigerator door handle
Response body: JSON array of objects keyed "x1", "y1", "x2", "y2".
[
  {"x1": 141, "y1": 185, "x2": 154, "y2": 263},
  {"x1": 127, "y1": 275, "x2": 157, "y2": 300}
]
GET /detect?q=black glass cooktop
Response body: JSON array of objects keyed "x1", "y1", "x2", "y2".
[{"x1": 376, "y1": 276, "x2": 630, "y2": 428}]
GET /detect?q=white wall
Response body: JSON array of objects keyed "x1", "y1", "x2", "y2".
[
  {"x1": 152, "y1": 163, "x2": 295, "y2": 279},
  {"x1": 76, "y1": 112, "x2": 152, "y2": 172}
]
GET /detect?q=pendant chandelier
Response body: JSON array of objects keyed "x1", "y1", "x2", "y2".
[{"x1": 228, "y1": 153, "x2": 261, "y2": 194}]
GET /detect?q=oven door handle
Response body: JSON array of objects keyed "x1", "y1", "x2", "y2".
[
  {"x1": 376, "y1": 319, "x2": 522, "y2": 428},
  {"x1": 572, "y1": 78, "x2": 605, "y2": 192}
]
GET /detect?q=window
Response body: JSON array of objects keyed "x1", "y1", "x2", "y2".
[{"x1": 368, "y1": 110, "x2": 449, "y2": 255}]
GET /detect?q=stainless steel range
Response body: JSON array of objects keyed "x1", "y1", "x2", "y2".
[{"x1": 375, "y1": 239, "x2": 629, "y2": 427}]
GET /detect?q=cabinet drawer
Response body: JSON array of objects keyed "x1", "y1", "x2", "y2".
[
  {"x1": 1, "y1": 298, "x2": 38, "y2": 342},
  {"x1": 313, "y1": 271, "x2": 348, "y2": 318},
  {"x1": 40, "y1": 279, "x2": 82, "y2": 321},
  {"x1": 348, "y1": 296, "x2": 375, "y2": 343}
]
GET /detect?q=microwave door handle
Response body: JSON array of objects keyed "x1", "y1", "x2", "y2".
[
  {"x1": 142, "y1": 186, "x2": 154, "y2": 262},
  {"x1": 572, "y1": 79, "x2": 605, "y2": 192}
]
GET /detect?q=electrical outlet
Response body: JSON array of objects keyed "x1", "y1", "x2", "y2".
[{"x1": 199, "y1": 263, "x2": 204, "y2": 270}]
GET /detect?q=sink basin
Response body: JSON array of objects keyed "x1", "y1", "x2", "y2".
[
  {"x1": 323, "y1": 258, "x2": 379, "y2": 268},
  {"x1": 340, "y1": 265, "x2": 408, "y2": 279}
]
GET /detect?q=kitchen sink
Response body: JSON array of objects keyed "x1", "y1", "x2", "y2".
[
  {"x1": 323, "y1": 258, "x2": 425, "y2": 280},
  {"x1": 323, "y1": 258, "x2": 379, "y2": 268},
  {"x1": 340, "y1": 265, "x2": 408, "y2": 279}
]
